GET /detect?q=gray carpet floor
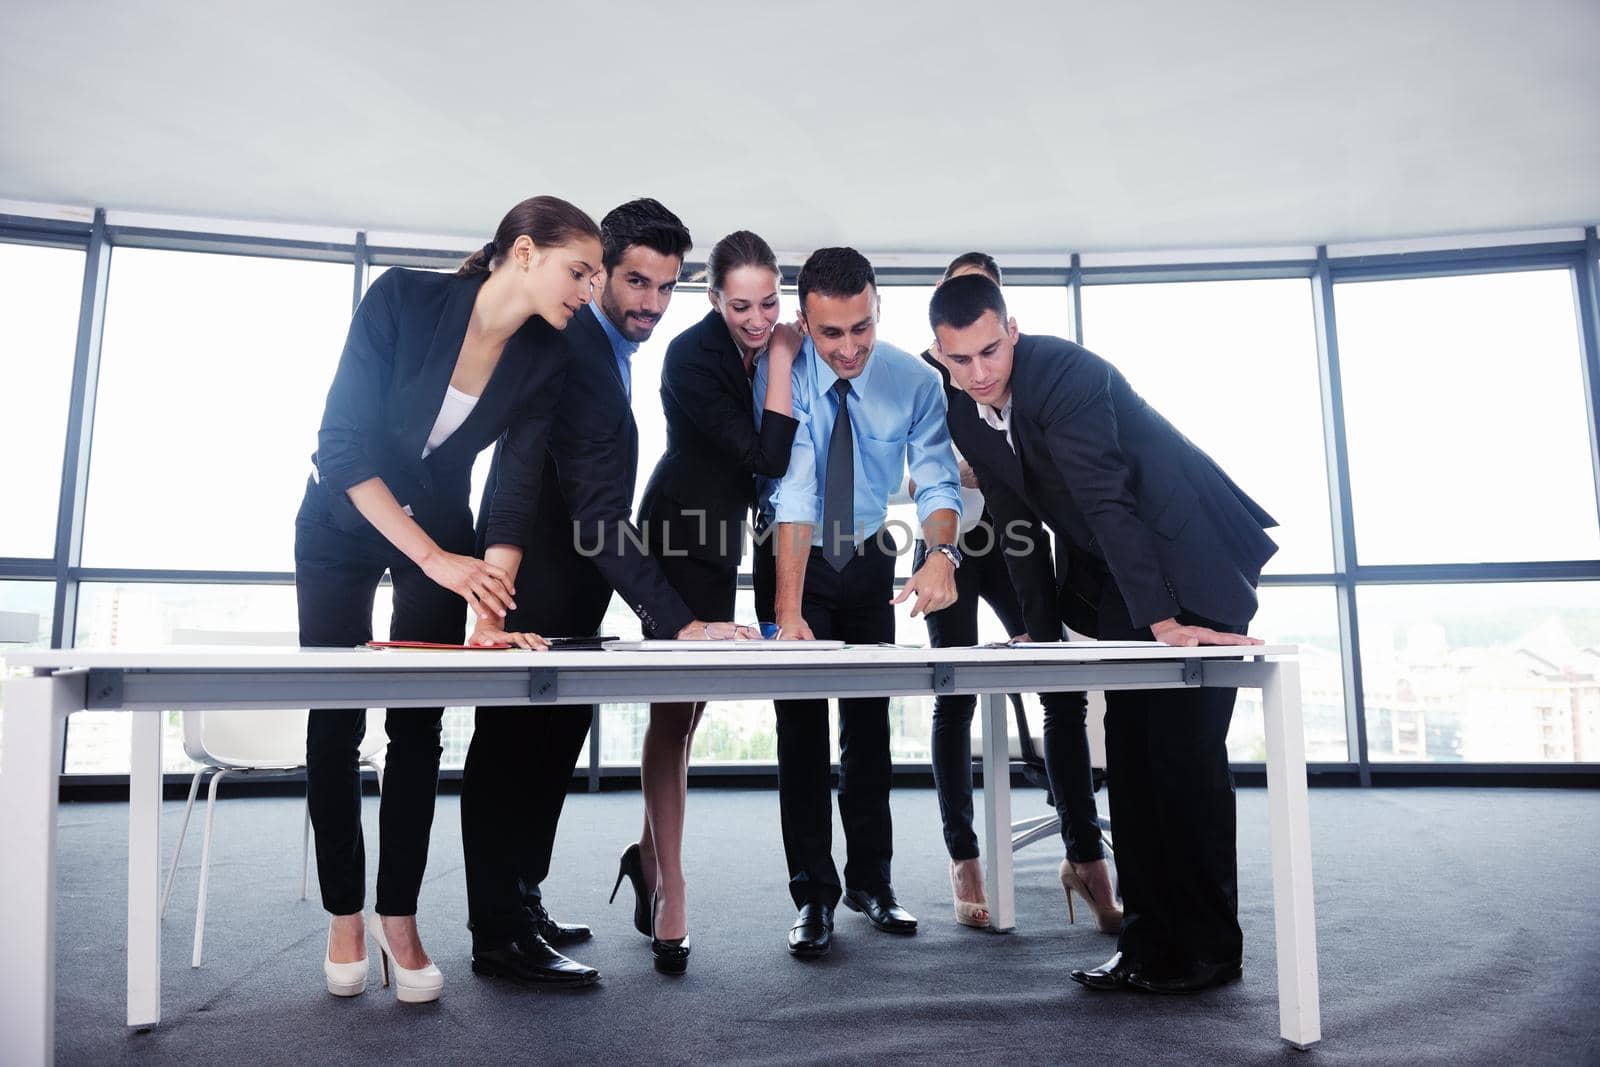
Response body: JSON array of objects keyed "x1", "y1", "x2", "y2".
[{"x1": 50, "y1": 785, "x2": 1600, "y2": 1066}]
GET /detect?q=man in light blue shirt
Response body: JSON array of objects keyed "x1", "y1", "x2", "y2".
[{"x1": 752, "y1": 247, "x2": 962, "y2": 958}]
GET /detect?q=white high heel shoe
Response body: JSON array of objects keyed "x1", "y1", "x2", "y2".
[
  {"x1": 323, "y1": 915, "x2": 369, "y2": 997},
  {"x1": 367, "y1": 913, "x2": 444, "y2": 1004}
]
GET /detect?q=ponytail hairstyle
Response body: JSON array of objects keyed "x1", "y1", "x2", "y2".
[
  {"x1": 706, "y1": 230, "x2": 779, "y2": 293},
  {"x1": 456, "y1": 195, "x2": 601, "y2": 277}
]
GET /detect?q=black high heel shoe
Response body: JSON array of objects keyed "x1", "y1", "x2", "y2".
[
  {"x1": 608, "y1": 843, "x2": 651, "y2": 937},
  {"x1": 650, "y1": 892, "x2": 691, "y2": 976}
]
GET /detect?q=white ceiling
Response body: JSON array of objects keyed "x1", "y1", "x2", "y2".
[{"x1": 2, "y1": 1, "x2": 1598, "y2": 253}]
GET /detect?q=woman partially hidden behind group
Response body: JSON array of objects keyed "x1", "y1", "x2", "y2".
[{"x1": 296, "y1": 196, "x2": 599, "y2": 1002}]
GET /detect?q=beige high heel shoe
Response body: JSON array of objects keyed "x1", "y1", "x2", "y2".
[
  {"x1": 950, "y1": 860, "x2": 990, "y2": 929},
  {"x1": 1059, "y1": 859, "x2": 1123, "y2": 934},
  {"x1": 367, "y1": 913, "x2": 443, "y2": 1003},
  {"x1": 323, "y1": 914, "x2": 368, "y2": 997}
]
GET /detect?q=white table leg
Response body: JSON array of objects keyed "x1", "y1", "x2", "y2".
[
  {"x1": 0, "y1": 671, "x2": 79, "y2": 1066},
  {"x1": 1261, "y1": 660, "x2": 1321, "y2": 1048},
  {"x1": 128, "y1": 709, "x2": 162, "y2": 1029},
  {"x1": 980, "y1": 691, "x2": 1016, "y2": 932}
]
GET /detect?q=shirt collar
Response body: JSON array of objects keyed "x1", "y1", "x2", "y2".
[
  {"x1": 806, "y1": 336, "x2": 878, "y2": 399},
  {"x1": 590, "y1": 301, "x2": 639, "y2": 361},
  {"x1": 978, "y1": 393, "x2": 1014, "y2": 433}
]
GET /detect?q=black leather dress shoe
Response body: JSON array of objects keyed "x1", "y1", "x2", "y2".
[
  {"x1": 1069, "y1": 951, "x2": 1141, "y2": 991},
  {"x1": 787, "y1": 902, "x2": 834, "y2": 958},
  {"x1": 1127, "y1": 958, "x2": 1243, "y2": 995},
  {"x1": 841, "y1": 887, "x2": 918, "y2": 934},
  {"x1": 529, "y1": 904, "x2": 592, "y2": 947},
  {"x1": 471, "y1": 934, "x2": 600, "y2": 986}
]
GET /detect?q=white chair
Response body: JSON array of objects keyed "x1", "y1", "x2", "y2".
[{"x1": 160, "y1": 629, "x2": 385, "y2": 967}]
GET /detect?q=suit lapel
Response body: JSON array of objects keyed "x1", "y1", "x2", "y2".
[
  {"x1": 580, "y1": 305, "x2": 630, "y2": 400},
  {"x1": 572, "y1": 305, "x2": 638, "y2": 474},
  {"x1": 1007, "y1": 339, "x2": 1041, "y2": 483},
  {"x1": 402, "y1": 273, "x2": 482, "y2": 461},
  {"x1": 700, "y1": 310, "x2": 753, "y2": 415}
]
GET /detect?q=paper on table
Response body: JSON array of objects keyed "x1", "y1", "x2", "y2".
[
  {"x1": 367, "y1": 640, "x2": 514, "y2": 651},
  {"x1": 605, "y1": 640, "x2": 849, "y2": 651},
  {"x1": 985, "y1": 640, "x2": 1166, "y2": 649}
]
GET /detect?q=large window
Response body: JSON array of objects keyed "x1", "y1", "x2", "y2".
[
  {"x1": 0, "y1": 243, "x2": 83, "y2": 558},
  {"x1": 1357, "y1": 581, "x2": 1600, "y2": 763},
  {"x1": 1079, "y1": 279, "x2": 1335, "y2": 574},
  {"x1": 82, "y1": 249, "x2": 353, "y2": 571},
  {"x1": 6, "y1": 211, "x2": 1595, "y2": 784},
  {"x1": 1336, "y1": 269, "x2": 1600, "y2": 564}
]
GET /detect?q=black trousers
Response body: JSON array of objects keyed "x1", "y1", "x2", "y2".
[
  {"x1": 755, "y1": 530, "x2": 897, "y2": 908},
  {"x1": 460, "y1": 545, "x2": 607, "y2": 950},
  {"x1": 916, "y1": 522, "x2": 1104, "y2": 864},
  {"x1": 1095, "y1": 583, "x2": 1246, "y2": 967},
  {"x1": 460, "y1": 703, "x2": 592, "y2": 948},
  {"x1": 295, "y1": 510, "x2": 467, "y2": 917}
]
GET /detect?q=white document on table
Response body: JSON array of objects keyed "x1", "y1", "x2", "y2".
[
  {"x1": 997, "y1": 640, "x2": 1166, "y2": 649},
  {"x1": 605, "y1": 640, "x2": 849, "y2": 651}
]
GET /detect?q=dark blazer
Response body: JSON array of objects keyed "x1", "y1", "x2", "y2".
[
  {"x1": 921, "y1": 350, "x2": 1065, "y2": 629},
  {"x1": 946, "y1": 334, "x2": 1278, "y2": 637},
  {"x1": 305, "y1": 268, "x2": 571, "y2": 547},
  {"x1": 477, "y1": 304, "x2": 694, "y2": 640},
  {"x1": 639, "y1": 309, "x2": 800, "y2": 567}
]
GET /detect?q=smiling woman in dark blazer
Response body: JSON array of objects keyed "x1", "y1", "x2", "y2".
[
  {"x1": 295, "y1": 195, "x2": 600, "y2": 1004},
  {"x1": 616, "y1": 231, "x2": 799, "y2": 967}
]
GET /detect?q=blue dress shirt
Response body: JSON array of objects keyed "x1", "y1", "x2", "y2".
[
  {"x1": 754, "y1": 337, "x2": 961, "y2": 545},
  {"x1": 590, "y1": 302, "x2": 637, "y2": 401}
]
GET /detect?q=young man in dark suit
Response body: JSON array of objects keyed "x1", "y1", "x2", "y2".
[
  {"x1": 929, "y1": 273, "x2": 1277, "y2": 995},
  {"x1": 461, "y1": 199, "x2": 743, "y2": 986}
]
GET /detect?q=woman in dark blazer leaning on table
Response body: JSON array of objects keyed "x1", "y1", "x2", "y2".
[
  {"x1": 615, "y1": 231, "x2": 800, "y2": 969},
  {"x1": 295, "y1": 196, "x2": 601, "y2": 1003}
]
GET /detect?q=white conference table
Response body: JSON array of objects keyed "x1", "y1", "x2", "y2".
[{"x1": 0, "y1": 642, "x2": 1319, "y2": 1062}]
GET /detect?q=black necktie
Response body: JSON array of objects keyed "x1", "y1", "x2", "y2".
[{"x1": 821, "y1": 379, "x2": 855, "y2": 571}]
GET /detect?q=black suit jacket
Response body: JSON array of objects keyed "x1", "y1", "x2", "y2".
[
  {"x1": 639, "y1": 309, "x2": 800, "y2": 567},
  {"x1": 947, "y1": 334, "x2": 1278, "y2": 637},
  {"x1": 920, "y1": 347, "x2": 1061, "y2": 607},
  {"x1": 478, "y1": 304, "x2": 694, "y2": 639},
  {"x1": 306, "y1": 268, "x2": 571, "y2": 547}
]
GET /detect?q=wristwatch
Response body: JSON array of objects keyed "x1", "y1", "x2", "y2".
[{"x1": 931, "y1": 543, "x2": 963, "y2": 569}]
